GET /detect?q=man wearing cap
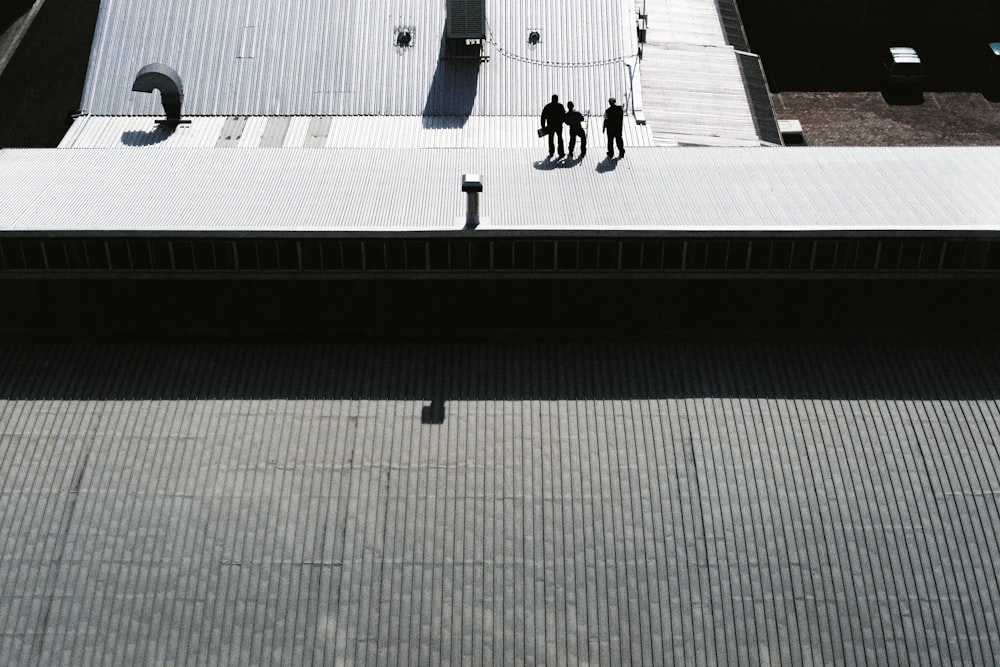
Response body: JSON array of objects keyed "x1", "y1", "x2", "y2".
[
  {"x1": 540, "y1": 94, "x2": 566, "y2": 158},
  {"x1": 603, "y1": 97, "x2": 624, "y2": 159}
]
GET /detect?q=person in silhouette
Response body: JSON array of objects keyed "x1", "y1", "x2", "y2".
[
  {"x1": 565, "y1": 101, "x2": 586, "y2": 158},
  {"x1": 603, "y1": 97, "x2": 624, "y2": 159},
  {"x1": 540, "y1": 94, "x2": 566, "y2": 158}
]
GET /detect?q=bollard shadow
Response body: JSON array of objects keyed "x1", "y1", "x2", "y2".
[{"x1": 422, "y1": 34, "x2": 481, "y2": 128}]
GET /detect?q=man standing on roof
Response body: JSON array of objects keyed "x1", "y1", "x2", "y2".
[
  {"x1": 565, "y1": 101, "x2": 586, "y2": 159},
  {"x1": 540, "y1": 94, "x2": 566, "y2": 158},
  {"x1": 603, "y1": 97, "x2": 624, "y2": 159}
]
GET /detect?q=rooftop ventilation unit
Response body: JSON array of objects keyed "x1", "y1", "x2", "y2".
[
  {"x1": 446, "y1": 0, "x2": 485, "y2": 40},
  {"x1": 445, "y1": 0, "x2": 485, "y2": 60},
  {"x1": 132, "y1": 63, "x2": 186, "y2": 126}
]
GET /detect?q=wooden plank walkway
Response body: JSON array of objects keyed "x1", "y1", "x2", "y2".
[{"x1": 1, "y1": 342, "x2": 998, "y2": 664}]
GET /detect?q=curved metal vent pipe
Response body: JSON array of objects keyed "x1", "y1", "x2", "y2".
[{"x1": 132, "y1": 63, "x2": 184, "y2": 121}]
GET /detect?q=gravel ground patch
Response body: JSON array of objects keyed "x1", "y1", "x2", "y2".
[{"x1": 771, "y1": 91, "x2": 1000, "y2": 146}]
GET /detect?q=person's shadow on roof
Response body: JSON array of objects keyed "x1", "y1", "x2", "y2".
[
  {"x1": 532, "y1": 155, "x2": 585, "y2": 171},
  {"x1": 596, "y1": 157, "x2": 618, "y2": 173},
  {"x1": 422, "y1": 34, "x2": 481, "y2": 129}
]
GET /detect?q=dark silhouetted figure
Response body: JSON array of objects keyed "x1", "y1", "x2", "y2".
[
  {"x1": 540, "y1": 94, "x2": 566, "y2": 158},
  {"x1": 565, "y1": 101, "x2": 586, "y2": 158},
  {"x1": 603, "y1": 97, "x2": 624, "y2": 159}
]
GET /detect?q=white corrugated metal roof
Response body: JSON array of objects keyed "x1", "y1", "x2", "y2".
[
  {"x1": 4, "y1": 147, "x2": 1000, "y2": 233},
  {"x1": 59, "y1": 115, "x2": 659, "y2": 149},
  {"x1": 81, "y1": 0, "x2": 637, "y2": 118}
]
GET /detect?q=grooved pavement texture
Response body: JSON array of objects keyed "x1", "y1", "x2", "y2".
[{"x1": 1, "y1": 342, "x2": 998, "y2": 664}]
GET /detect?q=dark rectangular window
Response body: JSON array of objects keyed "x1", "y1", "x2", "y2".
[
  {"x1": 278, "y1": 241, "x2": 300, "y2": 270},
  {"x1": 877, "y1": 240, "x2": 901, "y2": 270},
  {"x1": 428, "y1": 241, "x2": 449, "y2": 270},
  {"x1": 790, "y1": 241, "x2": 812, "y2": 270},
  {"x1": 685, "y1": 241, "x2": 707, "y2": 270},
  {"x1": 726, "y1": 241, "x2": 749, "y2": 270},
  {"x1": 965, "y1": 240, "x2": 990, "y2": 271},
  {"x1": 364, "y1": 241, "x2": 386, "y2": 271},
  {"x1": 320, "y1": 241, "x2": 341, "y2": 270},
  {"x1": 171, "y1": 241, "x2": 195, "y2": 270},
  {"x1": 898, "y1": 240, "x2": 922, "y2": 270},
  {"x1": 621, "y1": 242, "x2": 642, "y2": 270},
  {"x1": 192, "y1": 241, "x2": 215, "y2": 270},
  {"x1": 45, "y1": 241, "x2": 69, "y2": 270},
  {"x1": 663, "y1": 241, "x2": 683, "y2": 270},
  {"x1": 556, "y1": 241, "x2": 578, "y2": 270},
  {"x1": 941, "y1": 241, "x2": 967, "y2": 270},
  {"x1": 471, "y1": 241, "x2": 491, "y2": 270},
  {"x1": 342, "y1": 242, "x2": 364, "y2": 270},
  {"x1": 385, "y1": 240, "x2": 406, "y2": 270},
  {"x1": 640, "y1": 241, "x2": 663, "y2": 270},
  {"x1": 513, "y1": 241, "x2": 533, "y2": 270},
  {"x1": 534, "y1": 241, "x2": 555, "y2": 270},
  {"x1": 236, "y1": 241, "x2": 259, "y2": 271},
  {"x1": 492, "y1": 240, "x2": 513, "y2": 270},
  {"x1": 107, "y1": 240, "x2": 131, "y2": 270},
  {"x1": 129, "y1": 241, "x2": 152, "y2": 270},
  {"x1": 920, "y1": 239, "x2": 944, "y2": 270},
  {"x1": 598, "y1": 241, "x2": 618, "y2": 270},
  {"x1": 406, "y1": 241, "x2": 427, "y2": 270},
  {"x1": 834, "y1": 240, "x2": 858, "y2": 271},
  {"x1": 258, "y1": 241, "x2": 279, "y2": 270},
  {"x1": 986, "y1": 241, "x2": 1000, "y2": 270},
  {"x1": 300, "y1": 240, "x2": 322, "y2": 270},
  {"x1": 706, "y1": 241, "x2": 727, "y2": 270},
  {"x1": 449, "y1": 241, "x2": 470, "y2": 270},
  {"x1": 747, "y1": 240, "x2": 770, "y2": 270},
  {"x1": 812, "y1": 241, "x2": 836, "y2": 271},
  {"x1": 66, "y1": 240, "x2": 89, "y2": 269},
  {"x1": 855, "y1": 240, "x2": 878, "y2": 270},
  {"x1": 214, "y1": 241, "x2": 237, "y2": 270}
]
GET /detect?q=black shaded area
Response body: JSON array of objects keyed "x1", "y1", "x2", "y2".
[
  {"x1": 880, "y1": 87, "x2": 925, "y2": 105},
  {"x1": 739, "y1": 0, "x2": 1000, "y2": 92},
  {"x1": 737, "y1": 52, "x2": 782, "y2": 143},
  {"x1": 1, "y1": 0, "x2": 34, "y2": 31},
  {"x1": 0, "y1": 0, "x2": 102, "y2": 147},
  {"x1": 422, "y1": 34, "x2": 481, "y2": 128},
  {"x1": 0, "y1": 334, "x2": 999, "y2": 401},
  {"x1": 2, "y1": 276, "x2": 1000, "y2": 341}
]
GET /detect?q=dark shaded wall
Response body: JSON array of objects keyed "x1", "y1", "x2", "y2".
[{"x1": 3, "y1": 277, "x2": 1000, "y2": 339}]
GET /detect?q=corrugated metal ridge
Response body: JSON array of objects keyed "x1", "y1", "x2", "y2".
[{"x1": 3, "y1": 147, "x2": 1000, "y2": 233}]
